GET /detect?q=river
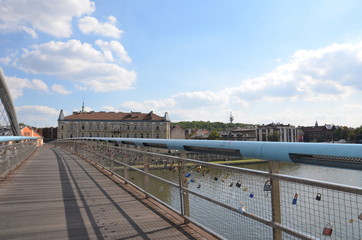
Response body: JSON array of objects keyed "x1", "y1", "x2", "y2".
[{"x1": 120, "y1": 161, "x2": 362, "y2": 239}]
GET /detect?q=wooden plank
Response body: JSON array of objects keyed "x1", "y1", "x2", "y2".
[{"x1": 0, "y1": 147, "x2": 218, "y2": 240}]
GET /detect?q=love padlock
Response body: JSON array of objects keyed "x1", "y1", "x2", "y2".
[
  {"x1": 358, "y1": 212, "x2": 362, "y2": 221},
  {"x1": 169, "y1": 163, "x2": 174, "y2": 170},
  {"x1": 322, "y1": 223, "x2": 333, "y2": 236},
  {"x1": 263, "y1": 180, "x2": 272, "y2": 191},
  {"x1": 292, "y1": 193, "x2": 298, "y2": 205},
  {"x1": 316, "y1": 193, "x2": 321, "y2": 201},
  {"x1": 235, "y1": 180, "x2": 242, "y2": 188},
  {"x1": 249, "y1": 192, "x2": 254, "y2": 198}
]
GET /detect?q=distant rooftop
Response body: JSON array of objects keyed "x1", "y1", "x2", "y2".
[{"x1": 60, "y1": 111, "x2": 169, "y2": 122}]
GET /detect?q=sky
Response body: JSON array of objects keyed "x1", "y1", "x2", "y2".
[{"x1": 1, "y1": 0, "x2": 362, "y2": 128}]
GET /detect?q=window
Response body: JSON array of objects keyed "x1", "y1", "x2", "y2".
[
  {"x1": 156, "y1": 133, "x2": 159, "y2": 138},
  {"x1": 134, "y1": 134, "x2": 137, "y2": 138},
  {"x1": 140, "y1": 133, "x2": 144, "y2": 138},
  {"x1": 81, "y1": 125, "x2": 85, "y2": 130},
  {"x1": 127, "y1": 133, "x2": 129, "y2": 138}
]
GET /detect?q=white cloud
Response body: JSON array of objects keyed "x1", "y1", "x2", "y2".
[
  {"x1": 5, "y1": 76, "x2": 49, "y2": 99},
  {"x1": 95, "y1": 40, "x2": 131, "y2": 62},
  {"x1": 100, "y1": 106, "x2": 125, "y2": 112},
  {"x1": 9, "y1": 39, "x2": 136, "y2": 92},
  {"x1": 73, "y1": 105, "x2": 93, "y2": 113},
  {"x1": 0, "y1": 0, "x2": 95, "y2": 38},
  {"x1": 0, "y1": 56, "x2": 11, "y2": 64},
  {"x1": 51, "y1": 84, "x2": 71, "y2": 94},
  {"x1": 78, "y1": 16, "x2": 123, "y2": 39},
  {"x1": 16, "y1": 105, "x2": 59, "y2": 127},
  {"x1": 119, "y1": 42, "x2": 362, "y2": 127}
]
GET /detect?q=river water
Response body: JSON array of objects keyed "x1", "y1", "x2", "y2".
[
  {"x1": 240, "y1": 162, "x2": 362, "y2": 188},
  {"x1": 123, "y1": 161, "x2": 362, "y2": 239}
]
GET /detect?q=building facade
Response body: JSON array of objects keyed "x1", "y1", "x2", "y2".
[
  {"x1": 220, "y1": 127, "x2": 257, "y2": 141},
  {"x1": 20, "y1": 126, "x2": 43, "y2": 146},
  {"x1": 301, "y1": 122, "x2": 337, "y2": 142},
  {"x1": 170, "y1": 125, "x2": 187, "y2": 139},
  {"x1": 57, "y1": 110, "x2": 171, "y2": 139},
  {"x1": 37, "y1": 127, "x2": 57, "y2": 141},
  {"x1": 256, "y1": 123, "x2": 299, "y2": 142}
]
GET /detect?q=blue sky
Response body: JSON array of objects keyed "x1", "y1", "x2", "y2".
[{"x1": 1, "y1": 0, "x2": 362, "y2": 128}]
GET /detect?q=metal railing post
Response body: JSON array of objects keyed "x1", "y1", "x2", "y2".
[
  {"x1": 142, "y1": 147, "x2": 150, "y2": 197},
  {"x1": 124, "y1": 151, "x2": 129, "y2": 181},
  {"x1": 269, "y1": 161, "x2": 282, "y2": 240},
  {"x1": 180, "y1": 150, "x2": 190, "y2": 223}
]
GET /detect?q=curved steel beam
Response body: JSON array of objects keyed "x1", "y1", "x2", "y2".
[
  {"x1": 69, "y1": 137, "x2": 362, "y2": 171},
  {"x1": 0, "y1": 69, "x2": 20, "y2": 136}
]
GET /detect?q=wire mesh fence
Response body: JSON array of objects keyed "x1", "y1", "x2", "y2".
[
  {"x1": 59, "y1": 140, "x2": 362, "y2": 240},
  {"x1": 0, "y1": 139, "x2": 37, "y2": 178}
]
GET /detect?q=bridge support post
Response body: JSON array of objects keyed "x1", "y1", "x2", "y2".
[
  {"x1": 269, "y1": 161, "x2": 282, "y2": 240},
  {"x1": 179, "y1": 151, "x2": 190, "y2": 223},
  {"x1": 142, "y1": 147, "x2": 150, "y2": 198},
  {"x1": 124, "y1": 151, "x2": 129, "y2": 182}
]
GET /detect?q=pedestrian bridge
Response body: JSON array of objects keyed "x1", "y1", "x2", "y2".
[{"x1": 0, "y1": 137, "x2": 361, "y2": 239}]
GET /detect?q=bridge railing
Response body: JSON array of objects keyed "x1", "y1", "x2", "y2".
[
  {"x1": 57, "y1": 138, "x2": 362, "y2": 240},
  {"x1": 0, "y1": 136, "x2": 38, "y2": 179}
]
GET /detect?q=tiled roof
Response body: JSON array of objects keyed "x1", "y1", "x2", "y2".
[{"x1": 63, "y1": 111, "x2": 166, "y2": 122}]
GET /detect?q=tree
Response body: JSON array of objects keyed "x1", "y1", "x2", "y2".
[
  {"x1": 352, "y1": 125, "x2": 362, "y2": 143},
  {"x1": 173, "y1": 121, "x2": 253, "y2": 131},
  {"x1": 267, "y1": 131, "x2": 280, "y2": 142},
  {"x1": 333, "y1": 126, "x2": 351, "y2": 141},
  {"x1": 208, "y1": 130, "x2": 221, "y2": 140}
]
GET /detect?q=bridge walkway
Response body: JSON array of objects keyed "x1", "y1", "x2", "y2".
[{"x1": 0, "y1": 147, "x2": 215, "y2": 240}]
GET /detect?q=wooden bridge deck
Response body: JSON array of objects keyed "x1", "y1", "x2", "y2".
[{"x1": 0, "y1": 147, "x2": 216, "y2": 240}]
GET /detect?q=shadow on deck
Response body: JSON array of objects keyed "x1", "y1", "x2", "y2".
[{"x1": 0, "y1": 147, "x2": 217, "y2": 240}]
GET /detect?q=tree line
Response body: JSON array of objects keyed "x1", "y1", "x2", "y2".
[
  {"x1": 173, "y1": 121, "x2": 362, "y2": 143},
  {"x1": 333, "y1": 126, "x2": 362, "y2": 143},
  {"x1": 172, "y1": 121, "x2": 252, "y2": 131}
]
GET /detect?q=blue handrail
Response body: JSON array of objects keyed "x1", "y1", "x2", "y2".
[
  {"x1": 0, "y1": 136, "x2": 38, "y2": 143},
  {"x1": 65, "y1": 137, "x2": 362, "y2": 170}
]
